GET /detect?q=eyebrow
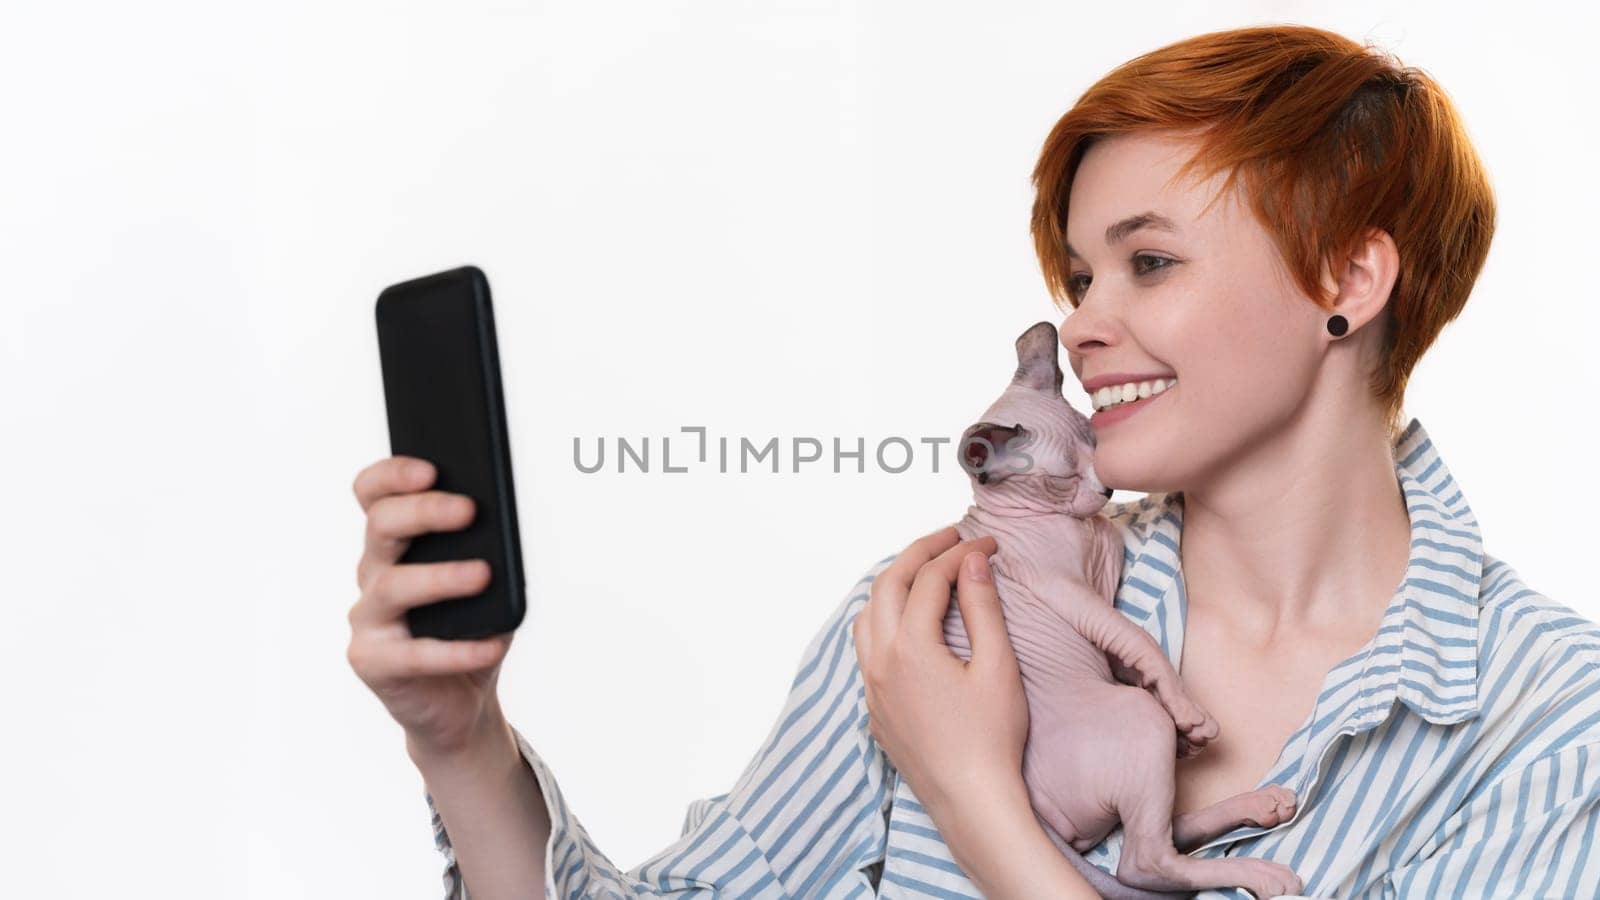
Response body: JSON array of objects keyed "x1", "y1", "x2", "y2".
[{"x1": 1064, "y1": 211, "x2": 1180, "y2": 259}]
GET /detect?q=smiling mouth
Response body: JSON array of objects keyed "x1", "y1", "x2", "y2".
[
  {"x1": 1091, "y1": 377, "x2": 1177, "y2": 412},
  {"x1": 1089, "y1": 380, "x2": 1174, "y2": 427}
]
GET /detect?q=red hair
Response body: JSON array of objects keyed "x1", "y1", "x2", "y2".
[{"x1": 1030, "y1": 25, "x2": 1496, "y2": 439}]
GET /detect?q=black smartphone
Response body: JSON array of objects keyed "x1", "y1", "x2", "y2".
[{"x1": 374, "y1": 265, "x2": 526, "y2": 640}]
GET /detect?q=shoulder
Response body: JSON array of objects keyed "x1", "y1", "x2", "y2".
[
  {"x1": 1470, "y1": 551, "x2": 1600, "y2": 765},
  {"x1": 814, "y1": 552, "x2": 897, "y2": 657},
  {"x1": 769, "y1": 555, "x2": 895, "y2": 715},
  {"x1": 852, "y1": 552, "x2": 897, "y2": 607},
  {"x1": 1476, "y1": 551, "x2": 1600, "y2": 685}
]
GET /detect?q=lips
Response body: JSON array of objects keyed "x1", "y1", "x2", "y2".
[
  {"x1": 1080, "y1": 371, "x2": 1179, "y2": 394},
  {"x1": 1088, "y1": 380, "x2": 1173, "y2": 428}
]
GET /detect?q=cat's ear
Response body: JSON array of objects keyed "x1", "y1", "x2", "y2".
[
  {"x1": 959, "y1": 421, "x2": 1032, "y2": 485},
  {"x1": 1013, "y1": 321, "x2": 1064, "y2": 395}
]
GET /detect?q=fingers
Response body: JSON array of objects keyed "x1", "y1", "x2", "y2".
[
  {"x1": 348, "y1": 631, "x2": 512, "y2": 683},
  {"x1": 351, "y1": 558, "x2": 493, "y2": 628},
  {"x1": 869, "y1": 525, "x2": 961, "y2": 663},
  {"x1": 951, "y1": 551, "x2": 1016, "y2": 672},
  {"x1": 358, "y1": 490, "x2": 477, "y2": 590},
  {"x1": 353, "y1": 455, "x2": 435, "y2": 512},
  {"x1": 851, "y1": 610, "x2": 872, "y2": 692},
  {"x1": 904, "y1": 534, "x2": 998, "y2": 647}
]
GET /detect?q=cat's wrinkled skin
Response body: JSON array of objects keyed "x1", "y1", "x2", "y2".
[{"x1": 942, "y1": 321, "x2": 1304, "y2": 900}]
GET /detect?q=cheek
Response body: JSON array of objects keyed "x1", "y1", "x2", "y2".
[
  {"x1": 1036, "y1": 475, "x2": 1079, "y2": 507},
  {"x1": 1170, "y1": 273, "x2": 1311, "y2": 413},
  {"x1": 1088, "y1": 287, "x2": 1312, "y2": 491}
]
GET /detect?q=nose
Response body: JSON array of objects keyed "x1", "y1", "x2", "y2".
[{"x1": 1058, "y1": 298, "x2": 1118, "y2": 366}]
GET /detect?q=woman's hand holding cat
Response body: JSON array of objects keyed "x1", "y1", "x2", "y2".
[
  {"x1": 852, "y1": 526, "x2": 1097, "y2": 898},
  {"x1": 852, "y1": 526, "x2": 1023, "y2": 809}
]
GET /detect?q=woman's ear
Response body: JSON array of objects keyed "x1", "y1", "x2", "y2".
[{"x1": 1323, "y1": 227, "x2": 1400, "y2": 336}]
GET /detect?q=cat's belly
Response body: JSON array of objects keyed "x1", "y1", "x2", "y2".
[
  {"x1": 943, "y1": 585, "x2": 1164, "y2": 843},
  {"x1": 940, "y1": 533, "x2": 1183, "y2": 858}
]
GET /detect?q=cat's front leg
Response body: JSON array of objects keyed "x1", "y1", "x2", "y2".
[{"x1": 1070, "y1": 599, "x2": 1220, "y2": 752}]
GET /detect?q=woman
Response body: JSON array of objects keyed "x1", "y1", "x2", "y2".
[
  {"x1": 854, "y1": 26, "x2": 1600, "y2": 900},
  {"x1": 346, "y1": 24, "x2": 1600, "y2": 900}
]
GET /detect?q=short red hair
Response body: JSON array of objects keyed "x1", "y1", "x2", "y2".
[{"x1": 1031, "y1": 25, "x2": 1496, "y2": 439}]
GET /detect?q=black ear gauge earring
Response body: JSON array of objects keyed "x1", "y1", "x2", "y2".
[{"x1": 1327, "y1": 314, "x2": 1349, "y2": 337}]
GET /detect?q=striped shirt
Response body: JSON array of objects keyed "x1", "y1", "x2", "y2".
[{"x1": 425, "y1": 416, "x2": 1600, "y2": 898}]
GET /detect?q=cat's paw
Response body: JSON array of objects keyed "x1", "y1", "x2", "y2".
[
  {"x1": 1167, "y1": 695, "x2": 1220, "y2": 753},
  {"x1": 1239, "y1": 785, "x2": 1299, "y2": 829},
  {"x1": 1231, "y1": 858, "x2": 1304, "y2": 900}
]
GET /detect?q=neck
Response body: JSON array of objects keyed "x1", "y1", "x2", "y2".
[{"x1": 1176, "y1": 396, "x2": 1411, "y2": 645}]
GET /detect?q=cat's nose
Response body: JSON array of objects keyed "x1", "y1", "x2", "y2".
[{"x1": 1102, "y1": 486, "x2": 1114, "y2": 498}]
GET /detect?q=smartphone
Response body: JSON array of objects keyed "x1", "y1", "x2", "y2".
[{"x1": 374, "y1": 265, "x2": 526, "y2": 640}]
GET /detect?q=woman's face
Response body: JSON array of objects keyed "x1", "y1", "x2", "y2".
[{"x1": 1058, "y1": 130, "x2": 1330, "y2": 494}]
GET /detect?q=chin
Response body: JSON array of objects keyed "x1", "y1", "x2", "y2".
[{"x1": 1088, "y1": 438, "x2": 1181, "y2": 496}]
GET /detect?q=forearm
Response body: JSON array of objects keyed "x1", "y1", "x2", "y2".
[
  {"x1": 410, "y1": 714, "x2": 552, "y2": 900},
  {"x1": 928, "y1": 777, "x2": 1100, "y2": 900}
]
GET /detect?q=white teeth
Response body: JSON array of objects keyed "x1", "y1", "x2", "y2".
[{"x1": 1093, "y1": 377, "x2": 1175, "y2": 412}]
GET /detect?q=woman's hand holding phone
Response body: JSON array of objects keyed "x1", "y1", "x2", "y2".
[{"x1": 346, "y1": 454, "x2": 515, "y2": 763}]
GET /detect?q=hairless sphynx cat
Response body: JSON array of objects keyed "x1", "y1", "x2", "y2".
[{"x1": 940, "y1": 321, "x2": 1304, "y2": 899}]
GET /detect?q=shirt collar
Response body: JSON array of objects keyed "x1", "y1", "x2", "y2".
[{"x1": 1111, "y1": 416, "x2": 1483, "y2": 727}]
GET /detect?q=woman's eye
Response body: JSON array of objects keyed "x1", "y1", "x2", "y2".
[
  {"x1": 1066, "y1": 255, "x2": 1173, "y2": 304},
  {"x1": 1133, "y1": 253, "x2": 1175, "y2": 275}
]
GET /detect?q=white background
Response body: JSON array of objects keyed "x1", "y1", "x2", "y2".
[{"x1": 3, "y1": 1, "x2": 1596, "y2": 896}]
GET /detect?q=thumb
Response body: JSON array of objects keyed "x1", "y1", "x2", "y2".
[{"x1": 956, "y1": 551, "x2": 1015, "y2": 669}]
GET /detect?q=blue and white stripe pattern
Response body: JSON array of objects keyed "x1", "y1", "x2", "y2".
[{"x1": 426, "y1": 417, "x2": 1600, "y2": 898}]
